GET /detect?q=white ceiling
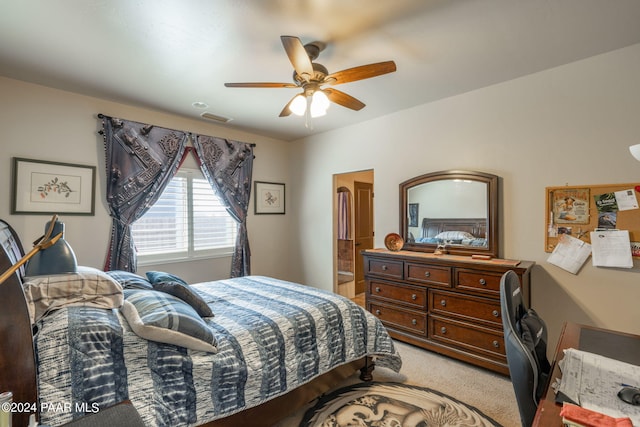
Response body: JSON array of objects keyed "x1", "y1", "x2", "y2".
[{"x1": 2, "y1": 0, "x2": 640, "y2": 141}]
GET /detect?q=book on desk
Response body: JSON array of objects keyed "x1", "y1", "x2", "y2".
[{"x1": 561, "y1": 403, "x2": 633, "y2": 427}]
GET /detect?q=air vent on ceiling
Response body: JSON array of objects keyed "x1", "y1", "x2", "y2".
[{"x1": 200, "y1": 112, "x2": 233, "y2": 123}]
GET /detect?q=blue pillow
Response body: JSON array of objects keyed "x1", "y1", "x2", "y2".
[
  {"x1": 106, "y1": 270, "x2": 153, "y2": 290},
  {"x1": 145, "y1": 271, "x2": 188, "y2": 286},
  {"x1": 152, "y1": 280, "x2": 214, "y2": 318}
]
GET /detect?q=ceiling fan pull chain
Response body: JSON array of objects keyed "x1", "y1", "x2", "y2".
[{"x1": 304, "y1": 95, "x2": 313, "y2": 130}]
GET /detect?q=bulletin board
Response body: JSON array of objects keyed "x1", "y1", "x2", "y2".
[{"x1": 545, "y1": 183, "x2": 640, "y2": 256}]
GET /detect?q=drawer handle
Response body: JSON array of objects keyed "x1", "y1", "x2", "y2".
[
  {"x1": 440, "y1": 299, "x2": 446, "y2": 307},
  {"x1": 492, "y1": 340, "x2": 500, "y2": 348},
  {"x1": 375, "y1": 309, "x2": 381, "y2": 316},
  {"x1": 375, "y1": 287, "x2": 381, "y2": 293},
  {"x1": 424, "y1": 271, "x2": 431, "y2": 277},
  {"x1": 492, "y1": 310, "x2": 500, "y2": 318},
  {"x1": 479, "y1": 278, "x2": 487, "y2": 286},
  {"x1": 411, "y1": 294, "x2": 417, "y2": 300},
  {"x1": 411, "y1": 319, "x2": 417, "y2": 326},
  {"x1": 381, "y1": 265, "x2": 388, "y2": 271},
  {"x1": 440, "y1": 326, "x2": 447, "y2": 334}
]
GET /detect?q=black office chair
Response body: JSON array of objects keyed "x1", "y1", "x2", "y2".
[{"x1": 500, "y1": 270, "x2": 551, "y2": 427}]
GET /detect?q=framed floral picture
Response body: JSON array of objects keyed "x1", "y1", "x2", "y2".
[
  {"x1": 12, "y1": 157, "x2": 96, "y2": 215},
  {"x1": 254, "y1": 181, "x2": 285, "y2": 214}
]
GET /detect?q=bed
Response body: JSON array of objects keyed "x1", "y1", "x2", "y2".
[
  {"x1": 414, "y1": 217, "x2": 488, "y2": 247},
  {"x1": 0, "y1": 219, "x2": 401, "y2": 427}
]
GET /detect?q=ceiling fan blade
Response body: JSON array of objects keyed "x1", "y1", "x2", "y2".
[
  {"x1": 326, "y1": 61, "x2": 396, "y2": 85},
  {"x1": 224, "y1": 82, "x2": 298, "y2": 88},
  {"x1": 324, "y1": 88, "x2": 366, "y2": 111},
  {"x1": 280, "y1": 36, "x2": 314, "y2": 81}
]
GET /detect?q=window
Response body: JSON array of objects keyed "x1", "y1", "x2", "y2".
[{"x1": 132, "y1": 169, "x2": 237, "y2": 264}]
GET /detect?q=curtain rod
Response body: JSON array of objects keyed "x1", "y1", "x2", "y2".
[{"x1": 97, "y1": 113, "x2": 256, "y2": 147}]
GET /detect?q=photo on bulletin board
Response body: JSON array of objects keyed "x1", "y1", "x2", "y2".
[
  {"x1": 551, "y1": 188, "x2": 590, "y2": 225},
  {"x1": 597, "y1": 212, "x2": 617, "y2": 229}
]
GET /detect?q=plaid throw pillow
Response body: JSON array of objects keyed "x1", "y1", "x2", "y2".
[
  {"x1": 23, "y1": 266, "x2": 123, "y2": 323},
  {"x1": 106, "y1": 270, "x2": 153, "y2": 290},
  {"x1": 121, "y1": 289, "x2": 217, "y2": 353}
]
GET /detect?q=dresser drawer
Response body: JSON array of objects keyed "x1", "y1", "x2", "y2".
[
  {"x1": 429, "y1": 316, "x2": 506, "y2": 359},
  {"x1": 405, "y1": 263, "x2": 452, "y2": 288},
  {"x1": 429, "y1": 290, "x2": 502, "y2": 326},
  {"x1": 368, "y1": 279, "x2": 427, "y2": 310},
  {"x1": 369, "y1": 302, "x2": 427, "y2": 336},
  {"x1": 455, "y1": 268, "x2": 503, "y2": 295},
  {"x1": 366, "y1": 258, "x2": 404, "y2": 279}
]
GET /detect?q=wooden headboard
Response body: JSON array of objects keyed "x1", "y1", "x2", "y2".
[
  {"x1": 0, "y1": 219, "x2": 38, "y2": 427},
  {"x1": 421, "y1": 217, "x2": 487, "y2": 239}
]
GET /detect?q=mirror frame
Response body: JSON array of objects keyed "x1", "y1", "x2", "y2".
[{"x1": 399, "y1": 170, "x2": 499, "y2": 258}]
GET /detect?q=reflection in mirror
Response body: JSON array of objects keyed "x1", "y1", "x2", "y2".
[
  {"x1": 408, "y1": 180, "x2": 487, "y2": 245},
  {"x1": 400, "y1": 170, "x2": 499, "y2": 258}
]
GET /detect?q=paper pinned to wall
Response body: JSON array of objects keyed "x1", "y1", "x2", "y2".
[
  {"x1": 547, "y1": 234, "x2": 591, "y2": 274},
  {"x1": 590, "y1": 230, "x2": 633, "y2": 268}
]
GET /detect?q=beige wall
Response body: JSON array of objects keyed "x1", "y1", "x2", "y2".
[
  {"x1": 0, "y1": 77, "x2": 292, "y2": 283},
  {"x1": 3, "y1": 42, "x2": 640, "y2": 353},
  {"x1": 289, "y1": 43, "x2": 640, "y2": 348}
]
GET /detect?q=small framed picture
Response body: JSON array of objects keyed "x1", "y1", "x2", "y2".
[
  {"x1": 408, "y1": 203, "x2": 419, "y2": 227},
  {"x1": 12, "y1": 157, "x2": 96, "y2": 215},
  {"x1": 254, "y1": 181, "x2": 285, "y2": 214}
]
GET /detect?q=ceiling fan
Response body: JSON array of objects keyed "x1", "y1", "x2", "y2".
[{"x1": 224, "y1": 36, "x2": 396, "y2": 119}]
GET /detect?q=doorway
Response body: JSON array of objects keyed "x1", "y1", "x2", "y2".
[{"x1": 334, "y1": 170, "x2": 374, "y2": 298}]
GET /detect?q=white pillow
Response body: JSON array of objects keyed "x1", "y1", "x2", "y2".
[
  {"x1": 22, "y1": 266, "x2": 123, "y2": 323},
  {"x1": 434, "y1": 230, "x2": 475, "y2": 241}
]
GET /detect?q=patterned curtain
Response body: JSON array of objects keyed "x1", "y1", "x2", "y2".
[
  {"x1": 101, "y1": 115, "x2": 188, "y2": 272},
  {"x1": 193, "y1": 135, "x2": 254, "y2": 277}
]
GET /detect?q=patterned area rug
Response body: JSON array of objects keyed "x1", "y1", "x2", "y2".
[{"x1": 300, "y1": 382, "x2": 502, "y2": 427}]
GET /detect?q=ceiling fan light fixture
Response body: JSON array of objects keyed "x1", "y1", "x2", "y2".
[
  {"x1": 290, "y1": 94, "x2": 307, "y2": 116},
  {"x1": 310, "y1": 90, "x2": 330, "y2": 118},
  {"x1": 310, "y1": 107, "x2": 327, "y2": 118}
]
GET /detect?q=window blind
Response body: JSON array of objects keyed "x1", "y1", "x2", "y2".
[{"x1": 132, "y1": 170, "x2": 236, "y2": 263}]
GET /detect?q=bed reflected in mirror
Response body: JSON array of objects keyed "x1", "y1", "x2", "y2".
[{"x1": 400, "y1": 170, "x2": 499, "y2": 258}]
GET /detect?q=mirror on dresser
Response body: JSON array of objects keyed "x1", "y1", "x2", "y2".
[{"x1": 400, "y1": 170, "x2": 499, "y2": 258}]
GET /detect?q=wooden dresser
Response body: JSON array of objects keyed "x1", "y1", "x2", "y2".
[{"x1": 363, "y1": 249, "x2": 534, "y2": 375}]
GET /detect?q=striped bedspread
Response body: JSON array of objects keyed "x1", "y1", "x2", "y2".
[{"x1": 34, "y1": 276, "x2": 401, "y2": 426}]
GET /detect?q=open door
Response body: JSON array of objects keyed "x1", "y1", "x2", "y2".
[
  {"x1": 337, "y1": 187, "x2": 354, "y2": 285},
  {"x1": 354, "y1": 181, "x2": 373, "y2": 295},
  {"x1": 334, "y1": 170, "x2": 373, "y2": 298}
]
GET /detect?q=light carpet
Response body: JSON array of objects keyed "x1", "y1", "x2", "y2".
[{"x1": 274, "y1": 341, "x2": 520, "y2": 427}]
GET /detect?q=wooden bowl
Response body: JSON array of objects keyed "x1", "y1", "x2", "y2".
[{"x1": 384, "y1": 233, "x2": 404, "y2": 251}]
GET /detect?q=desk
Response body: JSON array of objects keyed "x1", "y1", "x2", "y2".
[{"x1": 533, "y1": 322, "x2": 640, "y2": 426}]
